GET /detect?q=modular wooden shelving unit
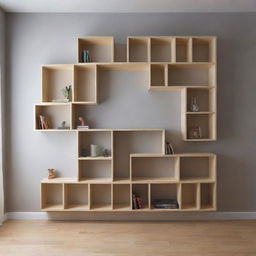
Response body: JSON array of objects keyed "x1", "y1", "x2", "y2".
[{"x1": 37, "y1": 36, "x2": 218, "y2": 212}]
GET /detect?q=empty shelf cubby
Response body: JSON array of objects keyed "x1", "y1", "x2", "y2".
[
  {"x1": 78, "y1": 130, "x2": 112, "y2": 158},
  {"x1": 73, "y1": 64, "x2": 97, "y2": 103},
  {"x1": 151, "y1": 184, "x2": 179, "y2": 210},
  {"x1": 42, "y1": 65, "x2": 73, "y2": 103},
  {"x1": 130, "y1": 154, "x2": 179, "y2": 182},
  {"x1": 192, "y1": 37, "x2": 216, "y2": 63},
  {"x1": 168, "y1": 64, "x2": 213, "y2": 87},
  {"x1": 175, "y1": 37, "x2": 191, "y2": 62},
  {"x1": 132, "y1": 184, "x2": 149, "y2": 210},
  {"x1": 64, "y1": 184, "x2": 89, "y2": 210},
  {"x1": 78, "y1": 37, "x2": 114, "y2": 63},
  {"x1": 180, "y1": 155, "x2": 216, "y2": 182},
  {"x1": 200, "y1": 183, "x2": 216, "y2": 210},
  {"x1": 113, "y1": 184, "x2": 131, "y2": 210},
  {"x1": 35, "y1": 104, "x2": 71, "y2": 130},
  {"x1": 41, "y1": 183, "x2": 63, "y2": 211},
  {"x1": 150, "y1": 37, "x2": 173, "y2": 62},
  {"x1": 150, "y1": 64, "x2": 167, "y2": 87},
  {"x1": 78, "y1": 159, "x2": 112, "y2": 182},
  {"x1": 90, "y1": 184, "x2": 112, "y2": 210},
  {"x1": 127, "y1": 37, "x2": 150, "y2": 62},
  {"x1": 181, "y1": 183, "x2": 199, "y2": 210}
]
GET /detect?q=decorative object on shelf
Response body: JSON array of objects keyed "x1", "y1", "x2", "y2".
[
  {"x1": 62, "y1": 85, "x2": 71, "y2": 102},
  {"x1": 103, "y1": 149, "x2": 110, "y2": 157},
  {"x1": 132, "y1": 193, "x2": 142, "y2": 209},
  {"x1": 90, "y1": 144, "x2": 103, "y2": 157},
  {"x1": 48, "y1": 169, "x2": 56, "y2": 179},
  {"x1": 52, "y1": 99, "x2": 69, "y2": 103},
  {"x1": 77, "y1": 117, "x2": 89, "y2": 129},
  {"x1": 189, "y1": 126, "x2": 202, "y2": 139},
  {"x1": 82, "y1": 50, "x2": 91, "y2": 63},
  {"x1": 39, "y1": 115, "x2": 50, "y2": 129},
  {"x1": 190, "y1": 96, "x2": 200, "y2": 112},
  {"x1": 165, "y1": 142, "x2": 174, "y2": 155},
  {"x1": 153, "y1": 199, "x2": 179, "y2": 209},
  {"x1": 57, "y1": 121, "x2": 70, "y2": 130}
]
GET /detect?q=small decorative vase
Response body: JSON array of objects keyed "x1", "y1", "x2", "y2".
[
  {"x1": 191, "y1": 97, "x2": 199, "y2": 112},
  {"x1": 90, "y1": 144, "x2": 103, "y2": 157}
]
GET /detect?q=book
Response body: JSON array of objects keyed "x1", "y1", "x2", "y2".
[
  {"x1": 165, "y1": 142, "x2": 174, "y2": 155},
  {"x1": 153, "y1": 199, "x2": 179, "y2": 209}
]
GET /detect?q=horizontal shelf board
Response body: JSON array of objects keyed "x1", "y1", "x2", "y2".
[
  {"x1": 184, "y1": 138, "x2": 216, "y2": 142},
  {"x1": 42, "y1": 177, "x2": 77, "y2": 183},
  {"x1": 78, "y1": 157, "x2": 112, "y2": 160},
  {"x1": 113, "y1": 204, "x2": 131, "y2": 211},
  {"x1": 149, "y1": 86, "x2": 215, "y2": 91},
  {"x1": 186, "y1": 112, "x2": 215, "y2": 115},
  {"x1": 113, "y1": 178, "x2": 130, "y2": 183},
  {"x1": 41, "y1": 204, "x2": 63, "y2": 211},
  {"x1": 150, "y1": 208, "x2": 180, "y2": 211},
  {"x1": 131, "y1": 207, "x2": 151, "y2": 211},
  {"x1": 72, "y1": 102, "x2": 97, "y2": 105},
  {"x1": 90, "y1": 204, "x2": 112, "y2": 211},
  {"x1": 181, "y1": 204, "x2": 199, "y2": 210},
  {"x1": 35, "y1": 129, "x2": 75, "y2": 132},
  {"x1": 200, "y1": 205, "x2": 216, "y2": 211},
  {"x1": 36, "y1": 103, "x2": 72, "y2": 106},
  {"x1": 130, "y1": 153, "x2": 176, "y2": 158},
  {"x1": 98, "y1": 63, "x2": 149, "y2": 71},
  {"x1": 132, "y1": 177, "x2": 178, "y2": 183},
  {"x1": 77, "y1": 128, "x2": 164, "y2": 132},
  {"x1": 79, "y1": 177, "x2": 112, "y2": 183},
  {"x1": 64, "y1": 204, "x2": 89, "y2": 211},
  {"x1": 180, "y1": 177, "x2": 215, "y2": 183}
]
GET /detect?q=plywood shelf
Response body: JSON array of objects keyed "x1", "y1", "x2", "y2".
[{"x1": 38, "y1": 36, "x2": 217, "y2": 212}]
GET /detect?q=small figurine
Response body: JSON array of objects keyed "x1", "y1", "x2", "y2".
[
  {"x1": 62, "y1": 85, "x2": 71, "y2": 101},
  {"x1": 103, "y1": 149, "x2": 109, "y2": 157},
  {"x1": 190, "y1": 97, "x2": 199, "y2": 112},
  {"x1": 48, "y1": 169, "x2": 56, "y2": 179},
  {"x1": 58, "y1": 121, "x2": 70, "y2": 129},
  {"x1": 189, "y1": 126, "x2": 202, "y2": 139},
  {"x1": 78, "y1": 117, "x2": 86, "y2": 126}
]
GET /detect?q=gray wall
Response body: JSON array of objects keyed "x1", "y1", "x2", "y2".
[{"x1": 5, "y1": 13, "x2": 256, "y2": 216}]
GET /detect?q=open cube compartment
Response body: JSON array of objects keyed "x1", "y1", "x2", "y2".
[
  {"x1": 186, "y1": 113, "x2": 216, "y2": 140},
  {"x1": 41, "y1": 183, "x2": 63, "y2": 211},
  {"x1": 151, "y1": 184, "x2": 179, "y2": 210},
  {"x1": 73, "y1": 64, "x2": 97, "y2": 103},
  {"x1": 78, "y1": 130, "x2": 112, "y2": 158},
  {"x1": 90, "y1": 184, "x2": 112, "y2": 210},
  {"x1": 35, "y1": 104, "x2": 71, "y2": 130},
  {"x1": 131, "y1": 154, "x2": 179, "y2": 182},
  {"x1": 180, "y1": 155, "x2": 215, "y2": 182},
  {"x1": 64, "y1": 184, "x2": 89, "y2": 210},
  {"x1": 150, "y1": 37, "x2": 173, "y2": 62},
  {"x1": 168, "y1": 64, "x2": 215, "y2": 87},
  {"x1": 201, "y1": 183, "x2": 216, "y2": 210},
  {"x1": 127, "y1": 37, "x2": 150, "y2": 62},
  {"x1": 175, "y1": 37, "x2": 191, "y2": 62},
  {"x1": 113, "y1": 184, "x2": 131, "y2": 210},
  {"x1": 192, "y1": 37, "x2": 216, "y2": 63},
  {"x1": 78, "y1": 37, "x2": 114, "y2": 63},
  {"x1": 150, "y1": 64, "x2": 167, "y2": 87},
  {"x1": 132, "y1": 184, "x2": 149, "y2": 210},
  {"x1": 42, "y1": 65, "x2": 73, "y2": 103},
  {"x1": 78, "y1": 159, "x2": 112, "y2": 182},
  {"x1": 181, "y1": 183, "x2": 199, "y2": 210}
]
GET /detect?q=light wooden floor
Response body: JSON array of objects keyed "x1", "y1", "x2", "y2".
[{"x1": 0, "y1": 220, "x2": 256, "y2": 256}]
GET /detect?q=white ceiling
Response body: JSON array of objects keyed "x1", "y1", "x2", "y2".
[{"x1": 0, "y1": 0, "x2": 256, "y2": 13}]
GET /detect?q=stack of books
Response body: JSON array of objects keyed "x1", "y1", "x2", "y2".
[
  {"x1": 153, "y1": 199, "x2": 179, "y2": 209},
  {"x1": 38, "y1": 115, "x2": 50, "y2": 129},
  {"x1": 132, "y1": 193, "x2": 142, "y2": 209},
  {"x1": 77, "y1": 125, "x2": 90, "y2": 130},
  {"x1": 165, "y1": 142, "x2": 174, "y2": 155},
  {"x1": 82, "y1": 50, "x2": 91, "y2": 63}
]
